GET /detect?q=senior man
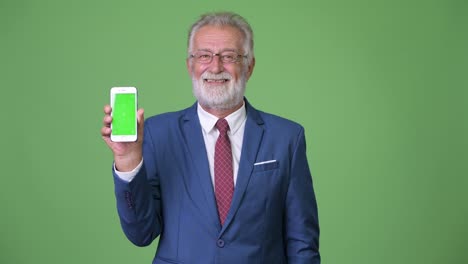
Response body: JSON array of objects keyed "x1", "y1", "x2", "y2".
[{"x1": 102, "y1": 11, "x2": 320, "y2": 264}]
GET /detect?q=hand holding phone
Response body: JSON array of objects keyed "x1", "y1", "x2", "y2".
[{"x1": 101, "y1": 87, "x2": 144, "y2": 172}]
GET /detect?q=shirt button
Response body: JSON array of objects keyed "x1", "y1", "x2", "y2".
[{"x1": 217, "y1": 239, "x2": 225, "y2": 248}]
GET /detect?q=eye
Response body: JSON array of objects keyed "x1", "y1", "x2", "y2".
[
  {"x1": 198, "y1": 54, "x2": 211, "y2": 60},
  {"x1": 221, "y1": 53, "x2": 236, "y2": 61}
]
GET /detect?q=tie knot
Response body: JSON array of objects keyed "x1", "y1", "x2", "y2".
[{"x1": 215, "y1": 118, "x2": 230, "y2": 135}]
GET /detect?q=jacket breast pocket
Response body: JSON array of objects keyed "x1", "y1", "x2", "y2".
[
  {"x1": 155, "y1": 256, "x2": 183, "y2": 264},
  {"x1": 252, "y1": 160, "x2": 279, "y2": 173}
]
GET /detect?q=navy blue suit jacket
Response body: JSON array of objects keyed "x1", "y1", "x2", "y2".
[{"x1": 113, "y1": 100, "x2": 320, "y2": 264}]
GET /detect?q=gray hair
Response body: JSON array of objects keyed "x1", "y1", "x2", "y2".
[{"x1": 188, "y1": 12, "x2": 254, "y2": 64}]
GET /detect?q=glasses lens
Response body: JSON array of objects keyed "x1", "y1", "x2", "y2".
[
  {"x1": 195, "y1": 51, "x2": 212, "y2": 63},
  {"x1": 220, "y1": 52, "x2": 239, "y2": 63}
]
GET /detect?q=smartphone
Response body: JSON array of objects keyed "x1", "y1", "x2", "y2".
[{"x1": 110, "y1": 87, "x2": 138, "y2": 142}]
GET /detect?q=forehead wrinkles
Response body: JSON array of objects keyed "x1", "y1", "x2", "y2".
[{"x1": 193, "y1": 26, "x2": 244, "y2": 52}]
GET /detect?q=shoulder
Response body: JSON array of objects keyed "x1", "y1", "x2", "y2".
[
  {"x1": 247, "y1": 105, "x2": 309, "y2": 154},
  {"x1": 259, "y1": 110, "x2": 303, "y2": 130},
  {"x1": 246, "y1": 101, "x2": 304, "y2": 135},
  {"x1": 257, "y1": 111, "x2": 306, "y2": 144},
  {"x1": 145, "y1": 110, "x2": 183, "y2": 124},
  {"x1": 144, "y1": 104, "x2": 195, "y2": 128}
]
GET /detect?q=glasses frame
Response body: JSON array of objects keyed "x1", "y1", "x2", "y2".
[{"x1": 189, "y1": 51, "x2": 248, "y2": 64}]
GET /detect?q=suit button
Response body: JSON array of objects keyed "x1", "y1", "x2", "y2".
[{"x1": 217, "y1": 239, "x2": 225, "y2": 248}]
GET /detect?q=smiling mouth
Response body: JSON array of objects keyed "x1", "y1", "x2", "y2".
[{"x1": 204, "y1": 78, "x2": 230, "y2": 84}]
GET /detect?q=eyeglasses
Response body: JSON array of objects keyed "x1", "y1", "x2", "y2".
[{"x1": 190, "y1": 51, "x2": 247, "y2": 64}]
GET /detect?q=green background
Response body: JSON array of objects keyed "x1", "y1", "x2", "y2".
[{"x1": 1, "y1": 0, "x2": 467, "y2": 263}]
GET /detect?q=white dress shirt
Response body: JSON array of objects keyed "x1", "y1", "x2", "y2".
[
  {"x1": 197, "y1": 102, "x2": 246, "y2": 186},
  {"x1": 115, "y1": 102, "x2": 247, "y2": 187}
]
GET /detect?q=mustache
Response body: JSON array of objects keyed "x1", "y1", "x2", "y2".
[{"x1": 201, "y1": 72, "x2": 232, "y2": 80}]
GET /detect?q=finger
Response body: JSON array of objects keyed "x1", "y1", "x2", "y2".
[
  {"x1": 103, "y1": 115, "x2": 112, "y2": 127},
  {"x1": 101, "y1": 126, "x2": 112, "y2": 137},
  {"x1": 137, "y1": 108, "x2": 144, "y2": 124},
  {"x1": 137, "y1": 108, "x2": 144, "y2": 142},
  {"x1": 104, "y1": 105, "x2": 112, "y2": 114}
]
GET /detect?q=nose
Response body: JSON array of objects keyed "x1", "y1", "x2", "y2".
[{"x1": 208, "y1": 54, "x2": 224, "y2": 73}]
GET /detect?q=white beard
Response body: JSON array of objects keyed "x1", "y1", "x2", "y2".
[{"x1": 192, "y1": 71, "x2": 246, "y2": 110}]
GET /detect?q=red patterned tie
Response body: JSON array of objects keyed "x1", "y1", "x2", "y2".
[{"x1": 214, "y1": 118, "x2": 234, "y2": 226}]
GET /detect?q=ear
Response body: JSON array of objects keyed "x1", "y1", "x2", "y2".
[
  {"x1": 186, "y1": 58, "x2": 192, "y2": 76},
  {"x1": 245, "y1": 57, "x2": 256, "y2": 80}
]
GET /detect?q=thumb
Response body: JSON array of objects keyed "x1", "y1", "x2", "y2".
[{"x1": 137, "y1": 108, "x2": 145, "y2": 141}]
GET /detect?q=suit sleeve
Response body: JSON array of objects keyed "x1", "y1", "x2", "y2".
[
  {"x1": 112, "y1": 122, "x2": 162, "y2": 247},
  {"x1": 284, "y1": 127, "x2": 321, "y2": 264}
]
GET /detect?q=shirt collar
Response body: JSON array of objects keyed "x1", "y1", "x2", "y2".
[{"x1": 197, "y1": 101, "x2": 246, "y2": 135}]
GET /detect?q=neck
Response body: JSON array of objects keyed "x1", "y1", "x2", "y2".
[{"x1": 200, "y1": 101, "x2": 244, "y2": 119}]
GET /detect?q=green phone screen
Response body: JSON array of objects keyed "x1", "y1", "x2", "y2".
[{"x1": 112, "y1": 93, "x2": 136, "y2": 135}]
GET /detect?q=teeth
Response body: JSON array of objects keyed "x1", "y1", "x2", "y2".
[{"x1": 205, "y1": 79, "x2": 228, "y2": 83}]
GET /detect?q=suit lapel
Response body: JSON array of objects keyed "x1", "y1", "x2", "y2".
[
  {"x1": 221, "y1": 101, "x2": 264, "y2": 234},
  {"x1": 180, "y1": 104, "x2": 221, "y2": 229}
]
